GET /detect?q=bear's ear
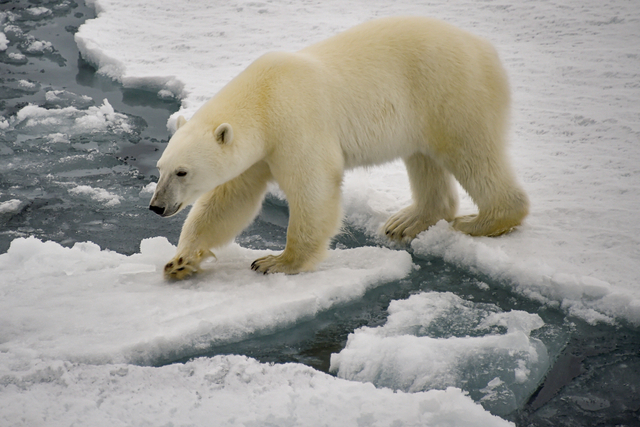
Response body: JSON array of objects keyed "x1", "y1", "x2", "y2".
[
  {"x1": 176, "y1": 115, "x2": 187, "y2": 130},
  {"x1": 214, "y1": 123, "x2": 233, "y2": 145}
]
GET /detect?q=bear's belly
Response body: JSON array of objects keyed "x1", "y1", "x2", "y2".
[{"x1": 340, "y1": 132, "x2": 425, "y2": 170}]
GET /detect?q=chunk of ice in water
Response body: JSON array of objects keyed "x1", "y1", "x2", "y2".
[
  {"x1": 45, "y1": 90, "x2": 95, "y2": 109},
  {"x1": 0, "y1": 32, "x2": 8, "y2": 51},
  {"x1": 0, "y1": 199, "x2": 22, "y2": 214},
  {"x1": 330, "y1": 292, "x2": 550, "y2": 415},
  {"x1": 139, "y1": 182, "x2": 157, "y2": 196},
  {"x1": 21, "y1": 7, "x2": 53, "y2": 21},
  {"x1": 68, "y1": 185, "x2": 122, "y2": 207}
]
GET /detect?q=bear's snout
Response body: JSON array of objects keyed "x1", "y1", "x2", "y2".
[
  {"x1": 149, "y1": 201, "x2": 182, "y2": 217},
  {"x1": 149, "y1": 204, "x2": 165, "y2": 216}
]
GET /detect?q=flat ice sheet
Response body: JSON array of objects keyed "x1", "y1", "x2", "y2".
[{"x1": 0, "y1": 236, "x2": 413, "y2": 365}]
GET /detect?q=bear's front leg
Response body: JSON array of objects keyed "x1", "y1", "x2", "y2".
[
  {"x1": 163, "y1": 161, "x2": 273, "y2": 280},
  {"x1": 251, "y1": 164, "x2": 343, "y2": 274}
]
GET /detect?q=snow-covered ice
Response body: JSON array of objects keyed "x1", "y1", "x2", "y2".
[
  {"x1": 411, "y1": 221, "x2": 629, "y2": 325},
  {"x1": 0, "y1": 236, "x2": 412, "y2": 365},
  {"x1": 1, "y1": 355, "x2": 511, "y2": 427}
]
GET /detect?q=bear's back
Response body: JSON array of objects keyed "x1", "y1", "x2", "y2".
[{"x1": 295, "y1": 17, "x2": 510, "y2": 168}]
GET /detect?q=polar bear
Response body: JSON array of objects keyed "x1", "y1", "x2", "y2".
[{"x1": 149, "y1": 16, "x2": 529, "y2": 279}]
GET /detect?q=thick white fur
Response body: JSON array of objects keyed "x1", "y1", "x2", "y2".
[{"x1": 150, "y1": 16, "x2": 529, "y2": 279}]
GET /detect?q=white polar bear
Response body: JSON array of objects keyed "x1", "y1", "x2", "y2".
[{"x1": 149, "y1": 16, "x2": 529, "y2": 279}]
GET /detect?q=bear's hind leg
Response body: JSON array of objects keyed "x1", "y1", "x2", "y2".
[
  {"x1": 448, "y1": 149, "x2": 529, "y2": 237},
  {"x1": 384, "y1": 153, "x2": 459, "y2": 243}
]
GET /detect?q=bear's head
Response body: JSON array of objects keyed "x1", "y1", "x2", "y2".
[{"x1": 149, "y1": 115, "x2": 261, "y2": 217}]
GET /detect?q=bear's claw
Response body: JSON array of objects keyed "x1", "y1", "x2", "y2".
[
  {"x1": 383, "y1": 206, "x2": 441, "y2": 243},
  {"x1": 250, "y1": 259, "x2": 268, "y2": 275},
  {"x1": 251, "y1": 254, "x2": 302, "y2": 275}
]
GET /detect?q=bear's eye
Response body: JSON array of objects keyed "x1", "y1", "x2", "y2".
[{"x1": 176, "y1": 171, "x2": 187, "y2": 177}]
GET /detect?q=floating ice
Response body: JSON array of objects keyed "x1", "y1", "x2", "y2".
[
  {"x1": 0, "y1": 355, "x2": 512, "y2": 427},
  {"x1": 0, "y1": 32, "x2": 8, "y2": 51},
  {"x1": 22, "y1": 7, "x2": 52, "y2": 21},
  {"x1": 0, "y1": 199, "x2": 22, "y2": 214},
  {"x1": 5, "y1": 52, "x2": 27, "y2": 64},
  {"x1": 157, "y1": 88, "x2": 176, "y2": 99},
  {"x1": 45, "y1": 89, "x2": 95, "y2": 109},
  {"x1": 4, "y1": 235, "x2": 504, "y2": 425},
  {"x1": 2, "y1": 0, "x2": 639, "y2": 424},
  {"x1": 46, "y1": 132, "x2": 70, "y2": 144},
  {"x1": 13, "y1": 98, "x2": 132, "y2": 135},
  {"x1": 2, "y1": 25, "x2": 22, "y2": 41},
  {"x1": 330, "y1": 292, "x2": 549, "y2": 415},
  {"x1": 23, "y1": 39, "x2": 53, "y2": 55},
  {"x1": 18, "y1": 79, "x2": 36, "y2": 89},
  {"x1": 0, "y1": 236, "x2": 413, "y2": 365},
  {"x1": 69, "y1": 184, "x2": 122, "y2": 207},
  {"x1": 139, "y1": 181, "x2": 157, "y2": 196}
]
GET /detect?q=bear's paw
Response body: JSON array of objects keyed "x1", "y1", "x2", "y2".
[
  {"x1": 384, "y1": 205, "x2": 443, "y2": 243},
  {"x1": 164, "y1": 249, "x2": 215, "y2": 280},
  {"x1": 251, "y1": 253, "x2": 303, "y2": 275}
]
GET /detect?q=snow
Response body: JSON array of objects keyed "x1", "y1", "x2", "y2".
[
  {"x1": 411, "y1": 221, "x2": 631, "y2": 324},
  {"x1": 2, "y1": 0, "x2": 639, "y2": 424}
]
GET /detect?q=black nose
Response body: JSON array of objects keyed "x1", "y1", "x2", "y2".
[{"x1": 149, "y1": 205, "x2": 165, "y2": 216}]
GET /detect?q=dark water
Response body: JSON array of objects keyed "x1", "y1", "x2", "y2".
[
  {"x1": 0, "y1": 0, "x2": 185, "y2": 254},
  {"x1": 1, "y1": 1, "x2": 639, "y2": 425}
]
